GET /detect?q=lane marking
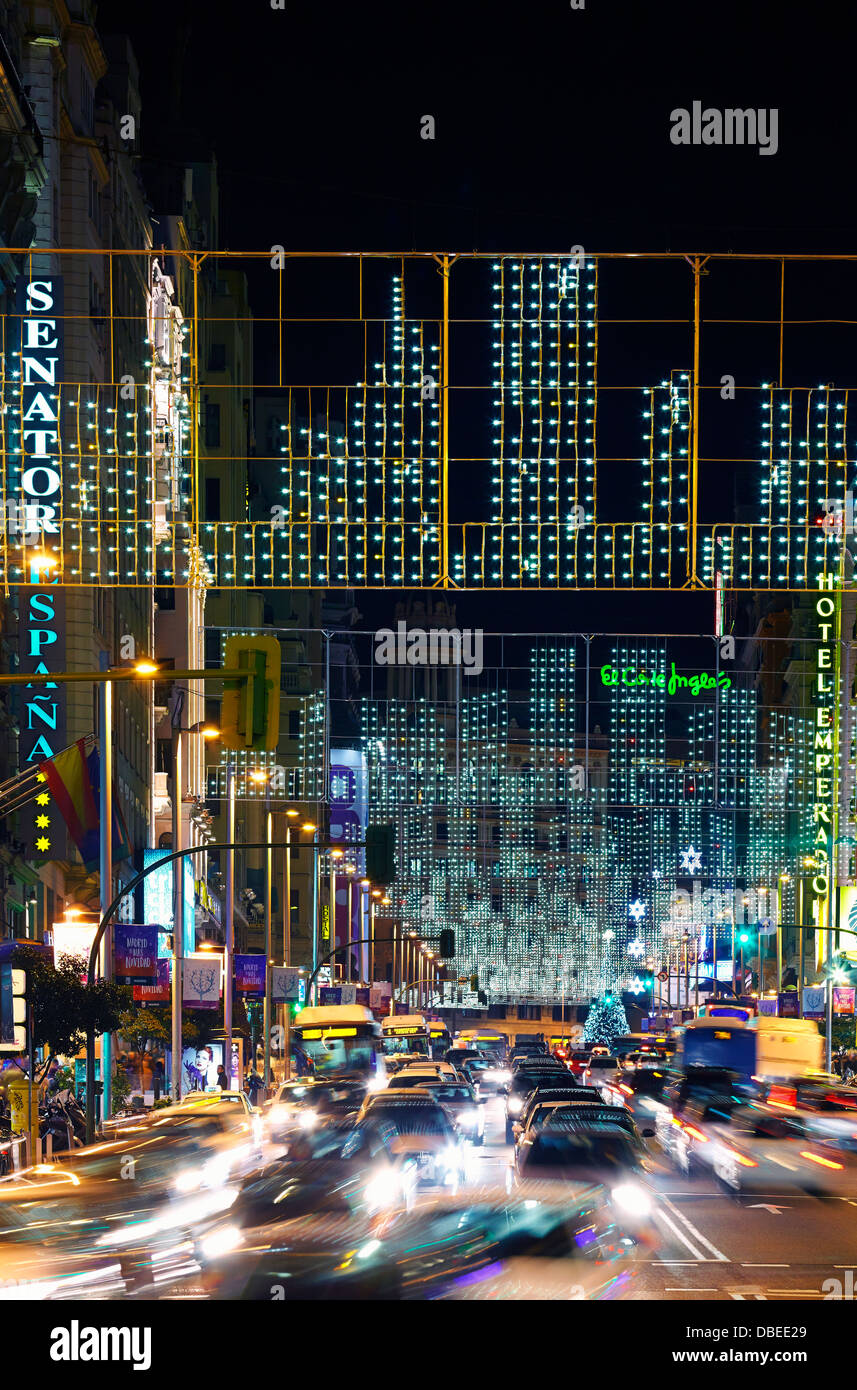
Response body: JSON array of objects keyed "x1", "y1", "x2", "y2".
[
  {"x1": 742, "y1": 1263, "x2": 789, "y2": 1267},
  {"x1": 652, "y1": 1208, "x2": 706, "y2": 1261},
  {"x1": 661, "y1": 1194, "x2": 731, "y2": 1262},
  {"x1": 665, "y1": 1287, "x2": 718, "y2": 1292}
]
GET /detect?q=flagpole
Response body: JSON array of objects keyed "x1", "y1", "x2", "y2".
[{"x1": 98, "y1": 655, "x2": 113, "y2": 1128}]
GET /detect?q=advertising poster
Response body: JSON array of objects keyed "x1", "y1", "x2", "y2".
[
  {"x1": 114, "y1": 925, "x2": 158, "y2": 985},
  {"x1": 833, "y1": 986, "x2": 855, "y2": 1016},
  {"x1": 133, "y1": 958, "x2": 170, "y2": 1004},
  {"x1": 235, "y1": 954, "x2": 265, "y2": 994},
  {"x1": 803, "y1": 985, "x2": 826, "y2": 1018},
  {"x1": 778, "y1": 991, "x2": 801, "y2": 1018},
  {"x1": 183, "y1": 952, "x2": 222, "y2": 1010},
  {"x1": 272, "y1": 967, "x2": 304, "y2": 1002}
]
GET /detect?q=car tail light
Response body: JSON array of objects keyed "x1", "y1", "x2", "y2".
[
  {"x1": 683, "y1": 1124, "x2": 709, "y2": 1143},
  {"x1": 800, "y1": 1150, "x2": 844, "y2": 1170},
  {"x1": 619, "y1": 1084, "x2": 633, "y2": 1097},
  {"x1": 723, "y1": 1146, "x2": 757, "y2": 1168}
]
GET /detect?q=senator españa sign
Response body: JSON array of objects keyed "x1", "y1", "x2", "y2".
[{"x1": 14, "y1": 276, "x2": 66, "y2": 860}]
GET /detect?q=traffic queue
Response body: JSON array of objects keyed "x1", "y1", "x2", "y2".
[{"x1": 0, "y1": 1000, "x2": 854, "y2": 1300}]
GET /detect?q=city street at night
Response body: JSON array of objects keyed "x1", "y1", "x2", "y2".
[{"x1": 1, "y1": 0, "x2": 857, "y2": 1365}]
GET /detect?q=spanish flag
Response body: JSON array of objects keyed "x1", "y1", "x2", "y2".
[{"x1": 39, "y1": 739, "x2": 132, "y2": 871}]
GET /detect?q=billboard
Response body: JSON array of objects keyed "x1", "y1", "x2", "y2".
[
  {"x1": 143, "y1": 848, "x2": 195, "y2": 955},
  {"x1": 329, "y1": 749, "x2": 368, "y2": 974}
]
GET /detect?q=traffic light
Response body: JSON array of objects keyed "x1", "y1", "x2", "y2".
[
  {"x1": 0, "y1": 963, "x2": 27, "y2": 1052},
  {"x1": 365, "y1": 824, "x2": 396, "y2": 884},
  {"x1": 438, "y1": 928, "x2": 455, "y2": 959},
  {"x1": 221, "y1": 635, "x2": 281, "y2": 751}
]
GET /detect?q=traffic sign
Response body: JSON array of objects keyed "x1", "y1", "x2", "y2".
[{"x1": 657, "y1": 970, "x2": 669, "y2": 982}]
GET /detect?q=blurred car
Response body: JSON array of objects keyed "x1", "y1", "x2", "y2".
[
  {"x1": 598, "y1": 1066, "x2": 669, "y2": 1127},
  {"x1": 356, "y1": 1090, "x2": 467, "y2": 1189},
  {"x1": 512, "y1": 1114, "x2": 657, "y2": 1243},
  {"x1": 398, "y1": 1061, "x2": 459, "y2": 1081},
  {"x1": 582, "y1": 1054, "x2": 619, "y2": 1087},
  {"x1": 568, "y1": 1049, "x2": 593, "y2": 1078},
  {"x1": 266, "y1": 1079, "x2": 365, "y2": 1142},
  {"x1": 620, "y1": 1051, "x2": 661, "y2": 1071},
  {"x1": 180, "y1": 1182, "x2": 650, "y2": 1301},
  {"x1": 504, "y1": 1067, "x2": 575, "y2": 1142},
  {"x1": 460, "y1": 1057, "x2": 511, "y2": 1095},
  {"x1": 418, "y1": 1080, "x2": 486, "y2": 1145},
  {"x1": 512, "y1": 1087, "x2": 605, "y2": 1144}
]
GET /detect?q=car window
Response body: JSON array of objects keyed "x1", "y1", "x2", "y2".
[
  {"x1": 524, "y1": 1131, "x2": 641, "y2": 1170},
  {"x1": 423, "y1": 1084, "x2": 473, "y2": 1102}
]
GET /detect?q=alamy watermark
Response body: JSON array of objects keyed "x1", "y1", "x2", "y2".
[
  {"x1": 670, "y1": 102, "x2": 778, "y2": 156},
  {"x1": 374, "y1": 622, "x2": 483, "y2": 676}
]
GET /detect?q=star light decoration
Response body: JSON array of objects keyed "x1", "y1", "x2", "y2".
[
  {"x1": 628, "y1": 898, "x2": 646, "y2": 923},
  {"x1": 679, "y1": 844, "x2": 703, "y2": 875},
  {"x1": 627, "y1": 938, "x2": 646, "y2": 958},
  {"x1": 629, "y1": 975, "x2": 646, "y2": 995}
]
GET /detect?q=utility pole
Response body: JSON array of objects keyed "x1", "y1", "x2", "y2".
[
  {"x1": 170, "y1": 694, "x2": 184, "y2": 1103},
  {"x1": 98, "y1": 654, "x2": 113, "y2": 1128},
  {"x1": 224, "y1": 764, "x2": 235, "y2": 1083}
]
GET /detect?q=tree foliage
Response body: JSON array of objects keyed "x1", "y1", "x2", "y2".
[
  {"x1": 583, "y1": 995, "x2": 630, "y2": 1048},
  {"x1": 12, "y1": 948, "x2": 129, "y2": 1058}
]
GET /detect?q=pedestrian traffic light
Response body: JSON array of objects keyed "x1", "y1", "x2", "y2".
[
  {"x1": 220, "y1": 635, "x2": 281, "y2": 751},
  {"x1": 365, "y1": 824, "x2": 395, "y2": 884},
  {"x1": 438, "y1": 928, "x2": 455, "y2": 959},
  {"x1": 0, "y1": 964, "x2": 27, "y2": 1052}
]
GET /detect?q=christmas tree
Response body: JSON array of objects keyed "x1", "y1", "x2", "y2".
[{"x1": 583, "y1": 994, "x2": 629, "y2": 1049}]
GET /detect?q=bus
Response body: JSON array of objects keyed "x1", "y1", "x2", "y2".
[
  {"x1": 426, "y1": 1020, "x2": 452, "y2": 1059},
  {"x1": 676, "y1": 1015, "x2": 822, "y2": 1081},
  {"x1": 380, "y1": 1015, "x2": 432, "y2": 1064},
  {"x1": 291, "y1": 1005, "x2": 387, "y2": 1087},
  {"x1": 456, "y1": 1029, "x2": 508, "y2": 1059}
]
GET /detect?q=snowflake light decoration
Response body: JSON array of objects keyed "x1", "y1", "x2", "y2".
[
  {"x1": 679, "y1": 844, "x2": 703, "y2": 875},
  {"x1": 629, "y1": 976, "x2": 646, "y2": 995},
  {"x1": 627, "y1": 937, "x2": 646, "y2": 958},
  {"x1": 628, "y1": 898, "x2": 646, "y2": 923}
]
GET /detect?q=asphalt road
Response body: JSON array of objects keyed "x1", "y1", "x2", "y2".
[{"x1": 474, "y1": 1095, "x2": 857, "y2": 1301}]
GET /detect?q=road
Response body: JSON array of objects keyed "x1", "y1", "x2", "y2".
[{"x1": 471, "y1": 1094, "x2": 857, "y2": 1301}]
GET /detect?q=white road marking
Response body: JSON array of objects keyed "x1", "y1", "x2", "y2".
[
  {"x1": 661, "y1": 1194, "x2": 731, "y2": 1262},
  {"x1": 741, "y1": 1263, "x2": 789, "y2": 1268},
  {"x1": 653, "y1": 1207, "x2": 706, "y2": 1260}
]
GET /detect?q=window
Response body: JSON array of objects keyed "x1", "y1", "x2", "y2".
[
  {"x1": 288, "y1": 709, "x2": 300, "y2": 739},
  {"x1": 204, "y1": 404, "x2": 221, "y2": 449},
  {"x1": 209, "y1": 343, "x2": 226, "y2": 371},
  {"x1": 204, "y1": 476, "x2": 221, "y2": 520}
]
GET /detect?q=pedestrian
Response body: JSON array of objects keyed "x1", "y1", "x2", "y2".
[
  {"x1": 215, "y1": 1063, "x2": 228, "y2": 1090},
  {"x1": 152, "y1": 1058, "x2": 164, "y2": 1103},
  {"x1": 246, "y1": 1069, "x2": 265, "y2": 1106}
]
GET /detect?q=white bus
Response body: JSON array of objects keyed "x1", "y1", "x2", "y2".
[
  {"x1": 381, "y1": 1014, "x2": 432, "y2": 1065},
  {"x1": 292, "y1": 1005, "x2": 387, "y2": 1086}
]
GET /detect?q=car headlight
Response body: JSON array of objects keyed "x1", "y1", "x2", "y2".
[
  {"x1": 298, "y1": 1109, "x2": 317, "y2": 1130},
  {"x1": 493, "y1": 1069, "x2": 511, "y2": 1084},
  {"x1": 365, "y1": 1169, "x2": 402, "y2": 1210},
  {"x1": 200, "y1": 1224, "x2": 245, "y2": 1261},
  {"x1": 440, "y1": 1146, "x2": 460, "y2": 1171},
  {"x1": 611, "y1": 1183, "x2": 652, "y2": 1217},
  {"x1": 460, "y1": 1108, "x2": 479, "y2": 1124},
  {"x1": 174, "y1": 1166, "x2": 202, "y2": 1194},
  {"x1": 367, "y1": 1075, "x2": 387, "y2": 1093},
  {"x1": 508, "y1": 1097, "x2": 523, "y2": 1115}
]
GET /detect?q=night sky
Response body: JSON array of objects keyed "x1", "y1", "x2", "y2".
[{"x1": 99, "y1": 0, "x2": 856, "y2": 637}]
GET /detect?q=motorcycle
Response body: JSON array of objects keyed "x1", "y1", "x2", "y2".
[{"x1": 39, "y1": 1095, "x2": 85, "y2": 1153}]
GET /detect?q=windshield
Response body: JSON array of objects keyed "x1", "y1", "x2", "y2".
[
  {"x1": 423, "y1": 1084, "x2": 474, "y2": 1102},
  {"x1": 525, "y1": 1131, "x2": 641, "y2": 1170},
  {"x1": 585, "y1": 1057, "x2": 617, "y2": 1069},
  {"x1": 383, "y1": 1035, "x2": 430, "y2": 1057},
  {"x1": 366, "y1": 1102, "x2": 454, "y2": 1137},
  {"x1": 296, "y1": 1030, "x2": 379, "y2": 1077},
  {"x1": 621, "y1": 1071, "x2": 665, "y2": 1094}
]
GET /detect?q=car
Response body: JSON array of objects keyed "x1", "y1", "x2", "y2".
[
  {"x1": 355, "y1": 1090, "x2": 467, "y2": 1189},
  {"x1": 460, "y1": 1057, "x2": 511, "y2": 1095},
  {"x1": 386, "y1": 1070, "x2": 459, "y2": 1090},
  {"x1": 266, "y1": 1078, "x2": 365, "y2": 1141},
  {"x1": 581, "y1": 1054, "x2": 619, "y2": 1086},
  {"x1": 598, "y1": 1066, "x2": 670, "y2": 1127},
  {"x1": 512, "y1": 1089, "x2": 607, "y2": 1144},
  {"x1": 399, "y1": 1061, "x2": 459, "y2": 1081},
  {"x1": 418, "y1": 1079, "x2": 486, "y2": 1145},
  {"x1": 510, "y1": 1055, "x2": 564, "y2": 1074},
  {"x1": 444, "y1": 1049, "x2": 483, "y2": 1069},
  {"x1": 504, "y1": 1067, "x2": 578, "y2": 1142},
  {"x1": 567, "y1": 1049, "x2": 592, "y2": 1078},
  {"x1": 512, "y1": 1113, "x2": 657, "y2": 1241}
]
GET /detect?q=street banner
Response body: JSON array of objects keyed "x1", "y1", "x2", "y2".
[
  {"x1": 355, "y1": 987, "x2": 370, "y2": 1007},
  {"x1": 114, "y1": 925, "x2": 158, "y2": 985},
  {"x1": 133, "y1": 957, "x2": 170, "y2": 1003},
  {"x1": 834, "y1": 986, "x2": 855, "y2": 1015},
  {"x1": 272, "y1": 966, "x2": 303, "y2": 1002},
  {"x1": 320, "y1": 986, "x2": 341, "y2": 1005},
  {"x1": 235, "y1": 954, "x2": 266, "y2": 994},
  {"x1": 340, "y1": 983, "x2": 357, "y2": 1005},
  {"x1": 370, "y1": 984, "x2": 391, "y2": 1011},
  {"x1": 183, "y1": 953, "x2": 221, "y2": 1010},
  {"x1": 778, "y1": 991, "x2": 801, "y2": 1017},
  {"x1": 803, "y1": 985, "x2": 826, "y2": 1018}
]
